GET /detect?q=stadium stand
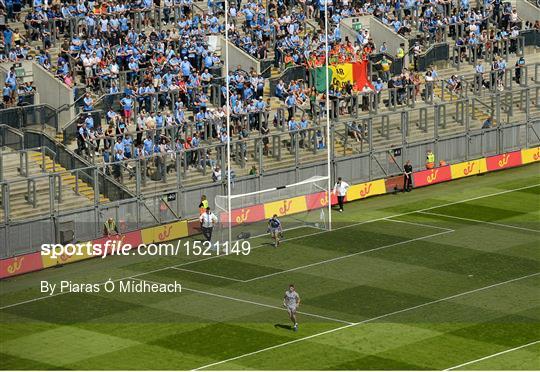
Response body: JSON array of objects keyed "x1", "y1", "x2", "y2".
[
  {"x1": 0, "y1": 146, "x2": 97, "y2": 221},
  {"x1": 0, "y1": 0, "x2": 539, "y2": 255}
]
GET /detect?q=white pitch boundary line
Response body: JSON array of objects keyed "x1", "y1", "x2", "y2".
[
  {"x1": 234, "y1": 225, "x2": 320, "y2": 243},
  {"x1": 171, "y1": 267, "x2": 244, "y2": 282},
  {"x1": 173, "y1": 183, "x2": 540, "y2": 271},
  {"x1": 172, "y1": 221, "x2": 454, "y2": 283},
  {"x1": 383, "y1": 218, "x2": 455, "y2": 232},
  {"x1": 420, "y1": 211, "x2": 540, "y2": 233},
  {"x1": 1, "y1": 183, "x2": 538, "y2": 311},
  {"x1": 193, "y1": 272, "x2": 540, "y2": 371},
  {"x1": 443, "y1": 340, "x2": 540, "y2": 371},
  {"x1": 129, "y1": 277, "x2": 354, "y2": 325},
  {"x1": 242, "y1": 230, "x2": 454, "y2": 283}
]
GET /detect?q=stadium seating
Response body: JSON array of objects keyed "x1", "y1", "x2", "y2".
[
  {"x1": 0, "y1": 147, "x2": 97, "y2": 221},
  {"x1": 0, "y1": 0, "x2": 539, "y2": 223}
]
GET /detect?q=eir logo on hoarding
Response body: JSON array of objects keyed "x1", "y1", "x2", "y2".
[
  {"x1": 235, "y1": 208, "x2": 250, "y2": 224},
  {"x1": 427, "y1": 169, "x2": 439, "y2": 183},
  {"x1": 319, "y1": 192, "x2": 328, "y2": 207},
  {"x1": 279, "y1": 200, "x2": 292, "y2": 215},
  {"x1": 158, "y1": 225, "x2": 173, "y2": 241},
  {"x1": 359, "y1": 183, "x2": 372, "y2": 197},
  {"x1": 498, "y1": 153, "x2": 510, "y2": 168},
  {"x1": 463, "y1": 162, "x2": 475, "y2": 176},
  {"x1": 7, "y1": 256, "x2": 24, "y2": 274}
]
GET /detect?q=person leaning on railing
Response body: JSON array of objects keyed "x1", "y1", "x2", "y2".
[
  {"x1": 425, "y1": 149, "x2": 435, "y2": 170},
  {"x1": 104, "y1": 217, "x2": 119, "y2": 237}
]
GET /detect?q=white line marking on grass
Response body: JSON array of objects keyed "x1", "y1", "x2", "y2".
[
  {"x1": 173, "y1": 220, "x2": 453, "y2": 284},
  {"x1": 0, "y1": 291, "x2": 67, "y2": 310},
  {"x1": 129, "y1": 277, "x2": 354, "y2": 325},
  {"x1": 420, "y1": 211, "x2": 540, "y2": 233},
  {"x1": 193, "y1": 272, "x2": 540, "y2": 371},
  {"x1": 171, "y1": 267, "x2": 245, "y2": 282},
  {"x1": 175, "y1": 183, "x2": 540, "y2": 270},
  {"x1": 242, "y1": 230, "x2": 454, "y2": 283},
  {"x1": 0, "y1": 264, "x2": 180, "y2": 310},
  {"x1": 1, "y1": 183, "x2": 538, "y2": 311},
  {"x1": 383, "y1": 218, "x2": 455, "y2": 232},
  {"x1": 443, "y1": 340, "x2": 540, "y2": 371},
  {"x1": 243, "y1": 225, "x2": 323, "y2": 242},
  {"x1": 415, "y1": 183, "x2": 540, "y2": 212}
]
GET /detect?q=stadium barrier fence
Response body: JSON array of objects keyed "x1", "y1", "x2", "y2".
[{"x1": 1, "y1": 146, "x2": 539, "y2": 279}]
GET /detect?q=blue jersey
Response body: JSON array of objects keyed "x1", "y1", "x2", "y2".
[{"x1": 269, "y1": 218, "x2": 281, "y2": 229}]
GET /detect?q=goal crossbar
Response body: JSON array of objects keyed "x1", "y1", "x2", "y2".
[{"x1": 225, "y1": 176, "x2": 330, "y2": 201}]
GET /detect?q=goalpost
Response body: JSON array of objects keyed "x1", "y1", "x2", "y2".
[
  {"x1": 217, "y1": 0, "x2": 334, "y2": 246},
  {"x1": 215, "y1": 176, "x2": 332, "y2": 243}
]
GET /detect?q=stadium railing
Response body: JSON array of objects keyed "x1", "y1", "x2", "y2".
[
  {"x1": 451, "y1": 36, "x2": 526, "y2": 70},
  {"x1": 416, "y1": 43, "x2": 450, "y2": 72},
  {"x1": 32, "y1": 4, "x2": 200, "y2": 47},
  {"x1": 1, "y1": 118, "x2": 539, "y2": 264},
  {"x1": 0, "y1": 104, "x2": 59, "y2": 133}
]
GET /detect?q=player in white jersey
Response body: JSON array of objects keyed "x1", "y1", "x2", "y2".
[{"x1": 283, "y1": 284, "x2": 301, "y2": 331}]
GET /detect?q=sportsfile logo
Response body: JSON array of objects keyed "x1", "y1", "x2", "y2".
[{"x1": 41, "y1": 240, "x2": 133, "y2": 260}]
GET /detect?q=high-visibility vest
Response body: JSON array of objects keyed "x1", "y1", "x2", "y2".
[
  {"x1": 199, "y1": 199, "x2": 209, "y2": 215},
  {"x1": 427, "y1": 153, "x2": 435, "y2": 163},
  {"x1": 104, "y1": 220, "x2": 116, "y2": 233},
  {"x1": 397, "y1": 48, "x2": 405, "y2": 58}
]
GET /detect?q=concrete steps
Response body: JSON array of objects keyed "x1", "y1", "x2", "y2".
[
  {"x1": 28, "y1": 152, "x2": 110, "y2": 204},
  {"x1": 0, "y1": 150, "x2": 97, "y2": 221}
]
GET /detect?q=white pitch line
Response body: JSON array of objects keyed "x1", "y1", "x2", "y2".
[
  {"x1": 1, "y1": 183, "x2": 538, "y2": 311},
  {"x1": 171, "y1": 267, "x2": 244, "y2": 282},
  {"x1": 175, "y1": 183, "x2": 540, "y2": 270},
  {"x1": 420, "y1": 211, "x2": 540, "y2": 233},
  {"x1": 193, "y1": 272, "x2": 540, "y2": 371},
  {"x1": 0, "y1": 263, "x2": 183, "y2": 310},
  {"x1": 383, "y1": 218, "x2": 455, "y2": 232},
  {"x1": 242, "y1": 230, "x2": 454, "y2": 283},
  {"x1": 415, "y1": 183, "x2": 540, "y2": 212},
  {"x1": 443, "y1": 340, "x2": 540, "y2": 371},
  {"x1": 129, "y1": 277, "x2": 354, "y2": 325},
  {"x1": 173, "y1": 220, "x2": 453, "y2": 284}
]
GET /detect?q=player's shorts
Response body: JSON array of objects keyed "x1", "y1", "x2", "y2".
[
  {"x1": 287, "y1": 305, "x2": 297, "y2": 314},
  {"x1": 269, "y1": 227, "x2": 280, "y2": 235}
]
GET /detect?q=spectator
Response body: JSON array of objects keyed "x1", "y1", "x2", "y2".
[
  {"x1": 425, "y1": 149, "x2": 435, "y2": 169},
  {"x1": 103, "y1": 217, "x2": 119, "y2": 237},
  {"x1": 482, "y1": 116, "x2": 493, "y2": 129}
]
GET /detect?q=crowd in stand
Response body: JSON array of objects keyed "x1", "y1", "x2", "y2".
[
  {"x1": 0, "y1": 0, "x2": 537, "y2": 183},
  {"x1": 0, "y1": 64, "x2": 36, "y2": 108}
]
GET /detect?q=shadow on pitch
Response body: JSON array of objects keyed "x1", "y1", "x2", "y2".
[{"x1": 274, "y1": 324, "x2": 293, "y2": 330}]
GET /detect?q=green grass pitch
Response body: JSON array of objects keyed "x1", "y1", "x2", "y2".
[{"x1": 1, "y1": 163, "x2": 539, "y2": 370}]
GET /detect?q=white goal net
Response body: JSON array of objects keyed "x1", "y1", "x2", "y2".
[{"x1": 215, "y1": 176, "x2": 330, "y2": 243}]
